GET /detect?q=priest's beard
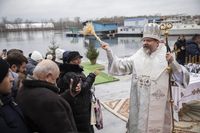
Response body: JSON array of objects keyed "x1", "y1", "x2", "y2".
[{"x1": 143, "y1": 47, "x2": 151, "y2": 55}]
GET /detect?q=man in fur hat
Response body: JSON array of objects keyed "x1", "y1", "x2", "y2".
[
  {"x1": 57, "y1": 51, "x2": 98, "y2": 133},
  {"x1": 101, "y1": 23, "x2": 189, "y2": 133}
]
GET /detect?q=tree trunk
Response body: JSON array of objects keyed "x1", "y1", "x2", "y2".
[{"x1": 90, "y1": 59, "x2": 97, "y2": 65}]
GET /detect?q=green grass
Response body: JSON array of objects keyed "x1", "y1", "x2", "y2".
[
  {"x1": 81, "y1": 62, "x2": 119, "y2": 85},
  {"x1": 81, "y1": 62, "x2": 105, "y2": 71}
]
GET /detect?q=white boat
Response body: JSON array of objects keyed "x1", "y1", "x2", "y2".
[
  {"x1": 116, "y1": 18, "x2": 148, "y2": 36},
  {"x1": 169, "y1": 23, "x2": 200, "y2": 35},
  {"x1": 117, "y1": 26, "x2": 143, "y2": 36},
  {"x1": 117, "y1": 18, "x2": 200, "y2": 36},
  {"x1": 162, "y1": 19, "x2": 200, "y2": 35}
]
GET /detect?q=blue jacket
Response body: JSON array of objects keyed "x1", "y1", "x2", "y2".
[
  {"x1": 26, "y1": 57, "x2": 38, "y2": 75},
  {"x1": 10, "y1": 72, "x2": 19, "y2": 98},
  {"x1": 185, "y1": 40, "x2": 200, "y2": 57},
  {"x1": 0, "y1": 94, "x2": 31, "y2": 133}
]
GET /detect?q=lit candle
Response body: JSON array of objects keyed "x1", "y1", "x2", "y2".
[
  {"x1": 189, "y1": 55, "x2": 191, "y2": 63},
  {"x1": 185, "y1": 56, "x2": 188, "y2": 65},
  {"x1": 199, "y1": 56, "x2": 200, "y2": 64},
  {"x1": 195, "y1": 55, "x2": 197, "y2": 64},
  {"x1": 192, "y1": 56, "x2": 195, "y2": 64}
]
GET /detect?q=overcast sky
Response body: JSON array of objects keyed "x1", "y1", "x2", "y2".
[{"x1": 0, "y1": 0, "x2": 200, "y2": 21}]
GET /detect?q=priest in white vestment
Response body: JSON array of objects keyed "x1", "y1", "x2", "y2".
[{"x1": 101, "y1": 23, "x2": 190, "y2": 133}]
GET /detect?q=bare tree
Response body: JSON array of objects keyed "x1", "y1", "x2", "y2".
[
  {"x1": 74, "y1": 17, "x2": 81, "y2": 28},
  {"x1": 14, "y1": 18, "x2": 23, "y2": 30},
  {"x1": 25, "y1": 19, "x2": 33, "y2": 30},
  {"x1": 1, "y1": 17, "x2": 8, "y2": 24}
]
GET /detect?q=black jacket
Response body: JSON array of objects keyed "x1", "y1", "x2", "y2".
[
  {"x1": 174, "y1": 39, "x2": 186, "y2": 65},
  {"x1": 0, "y1": 94, "x2": 31, "y2": 133},
  {"x1": 17, "y1": 77, "x2": 78, "y2": 133},
  {"x1": 186, "y1": 40, "x2": 200, "y2": 57},
  {"x1": 58, "y1": 63, "x2": 96, "y2": 133}
]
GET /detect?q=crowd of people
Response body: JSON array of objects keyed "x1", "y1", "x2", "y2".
[
  {"x1": 0, "y1": 48, "x2": 98, "y2": 133},
  {"x1": 174, "y1": 34, "x2": 200, "y2": 65},
  {"x1": 0, "y1": 23, "x2": 196, "y2": 133},
  {"x1": 174, "y1": 34, "x2": 200, "y2": 73}
]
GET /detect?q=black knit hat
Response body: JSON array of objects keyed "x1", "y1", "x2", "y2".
[
  {"x1": 0, "y1": 58, "x2": 9, "y2": 83},
  {"x1": 63, "y1": 51, "x2": 83, "y2": 63}
]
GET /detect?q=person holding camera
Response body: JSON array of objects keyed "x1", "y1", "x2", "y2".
[{"x1": 57, "y1": 51, "x2": 98, "y2": 133}]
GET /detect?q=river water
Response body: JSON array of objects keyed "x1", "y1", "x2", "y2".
[{"x1": 0, "y1": 30, "x2": 180, "y2": 63}]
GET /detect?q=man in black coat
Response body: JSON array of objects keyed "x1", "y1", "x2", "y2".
[
  {"x1": 57, "y1": 51, "x2": 98, "y2": 133},
  {"x1": 17, "y1": 59, "x2": 78, "y2": 133},
  {"x1": 185, "y1": 34, "x2": 200, "y2": 63},
  {"x1": 174, "y1": 35, "x2": 186, "y2": 65},
  {"x1": 0, "y1": 58, "x2": 31, "y2": 133}
]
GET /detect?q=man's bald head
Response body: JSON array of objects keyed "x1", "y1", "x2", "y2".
[{"x1": 33, "y1": 59, "x2": 60, "y2": 84}]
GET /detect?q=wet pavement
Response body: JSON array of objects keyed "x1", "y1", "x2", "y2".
[{"x1": 94, "y1": 67, "x2": 132, "y2": 133}]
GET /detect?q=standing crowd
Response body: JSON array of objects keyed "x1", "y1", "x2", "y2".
[
  {"x1": 0, "y1": 48, "x2": 98, "y2": 133},
  {"x1": 174, "y1": 34, "x2": 200, "y2": 65}
]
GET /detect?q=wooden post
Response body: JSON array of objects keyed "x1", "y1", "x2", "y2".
[{"x1": 192, "y1": 56, "x2": 195, "y2": 64}]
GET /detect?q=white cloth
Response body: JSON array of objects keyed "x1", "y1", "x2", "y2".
[
  {"x1": 106, "y1": 44, "x2": 189, "y2": 133},
  {"x1": 174, "y1": 73, "x2": 200, "y2": 110}
]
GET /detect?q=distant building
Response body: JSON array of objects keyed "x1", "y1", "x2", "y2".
[
  {"x1": 83, "y1": 21, "x2": 118, "y2": 37},
  {"x1": 124, "y1": 18, "x2": 148, "y2": 27},
  {"x1": 91, "y1": 21, "x2": 118, "y2": 32},
  {"x1": 117, "y1": 17, "x2": 161, "y2": 36},
  {"x1": 117, "y1": 18, "x2": 148, "y2": 35},
  {"x1": 5, "y1": 22, "x2": 54, "y2": 30}
]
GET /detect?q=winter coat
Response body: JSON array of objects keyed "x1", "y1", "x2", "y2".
[
  {"x1": 174, "y1": 39, "x2": 186, "y2": 65},
  {"x1": 185, "y1": 40, "x2": 200, "y2": 57},
  {"x1": 16, "y1": 77, "x2": 78, "y2": 133},
  {"x1": 26, "y1": 58, "x2": 38, "y2": 75},
  {"x1": 58, "y1": 63, "x2": 96, "y2": 133},
  {"x1": 0, "y1": 94, "x2": 31, "y2": 133}
]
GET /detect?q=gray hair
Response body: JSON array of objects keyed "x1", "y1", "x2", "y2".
[
  {"x1": 33, "y1": 60, "x2": 59, "y2": 79},
  {"x1": 33, "y1": 65, "x2": 52, "y2": 76}
]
